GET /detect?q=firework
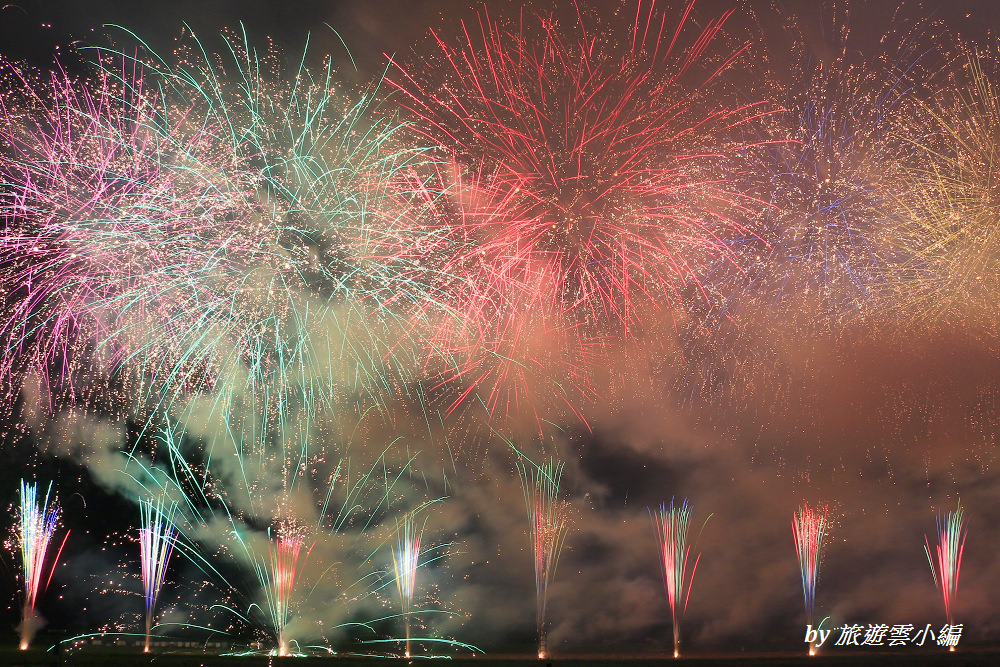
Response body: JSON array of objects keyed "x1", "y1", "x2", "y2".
[
  {"x1": 389, "y1": 0, "x2": 776, "y2": 420},
  {"x1": 892, "y1": 49, "x2": 1000, "y2": 325},
  {"x1": 724, "y1": 1, "x2": 949, "y2": 326},
  {"x1": 138, "y1": 495, "x2": 178, "y2": 652},
  {"x1": 263, "y1": 531, "x2": 314, "y2": 657},
  {"x1": 517, "y1": 456, "x2": 571, "y2": 659},
  {"x1": 924, "y1": 500, "x2": 967, "y2": 647},
  {"x1": 0, "y1": 29, "x2": 448, "y2": 432},
  {"x1": 392, "y1": 500, "x2": 443, "y2": 658},
  {"x1": 792, "y1": 502, "x2": 827, "y2": 655},
  {"x1": 650, "y1": 498, "x2": 704, "y2": 658},
  {"x1": 16, "y1": 479, "x2": 69, "y2": 650},
  {"x1": 119, "y1": 420, "x2": 469, "y2": 655}
]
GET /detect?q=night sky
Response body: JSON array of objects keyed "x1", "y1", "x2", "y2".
[{"x1": 3, "y1": 0, "x2": 1000, "y2": 658}]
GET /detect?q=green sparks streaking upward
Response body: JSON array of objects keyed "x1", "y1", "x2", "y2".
[
  {"x1": 925, "y1": 499, "x2": 967, "y2": 650},
  {"x1": 651, "y1": 498, "x2": 706, "y2": 658},
  {"x1": 517, "y1": 456, "x2": 571, "y2": 660}
]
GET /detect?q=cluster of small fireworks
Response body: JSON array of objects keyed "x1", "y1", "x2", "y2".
[
  {"x1": 650, "y1": 498, "x2": 705, "y2": 659},
  {"x1": 115, "y1": 421, "x2": 469, "y2": 656},
  {"x1": 2, "y1": 0, "x2": 1000, "y2": 657},
  {"x1": 16, "y1": 480, "x2": 69, "y2": 650},
  {"x1": 138, "y1": 496, "x2": 177, "y2": 652},
  {"x1": 517, "y1": 457, "x2": 571, "y2": 659},
  {"x1": 792, "y1": 503, "x2": 828, "y2": 656},
  {"x1": 924, "y1": 500, "x2": 967, "y2": 649}
]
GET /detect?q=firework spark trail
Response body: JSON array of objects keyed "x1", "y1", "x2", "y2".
[
  {"x1": 16, "y1": 480, "x2": 69, "y2": 650},
  {"x1": 650, "y1": 498, "x2": 704, "y2": 658},
  {"x1": 924, "y1": 500, "x2": 967, "y2": 637},
  {"x1": 388, "y1": 0, "x2": 778, "y2": 421},
  {"x1": 792, "y1": 502, "x2": 827, "y2": 655},
  {"x1": 517, "y1": 456, "x2": 571, "y2": 659},
  {"x1": 139, "y1": 495, "x2": 178, "y2": 652}
]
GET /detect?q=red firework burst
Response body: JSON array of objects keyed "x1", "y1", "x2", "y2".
[
  {"x1": 390, "y1": 0, "x2": 775, "y2": 422},
  {"x1": 391, "y1": 0, "x2": 773, "y2": 331}
]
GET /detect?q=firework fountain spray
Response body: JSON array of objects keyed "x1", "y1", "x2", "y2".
[
  {"x1": 650, "y1": 498, "x2": 705, "y2": 658},
  {"x1": 517, "y1": 457, "x2": 571, "y2": 659},
  {"x1": 392, "y1": 501, "x2": 438, "y2": 658},
  {"x1": 924, "y1": 500, "x2": 967, "y2": 651},
  {"x1": 16, "y1": 480, "x2": 69, "y2": 650},
  {"x1": 792, "y1": 503, "x2": 827, "y2": 656},
  {"x1": 263, "y1": 531, "x2": 314, "y2": 657},
  {"x1": 138, "y1": 496, "x2": 177, "y2": 652}
]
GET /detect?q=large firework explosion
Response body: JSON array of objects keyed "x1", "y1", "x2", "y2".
[
  {"x1": 0, "y1": 27, "x2": 448, "y2": 438},
  {"x1": 387, "y1": 0, "x2": 780, "y2": 425},
  {"x1": 725, "y1": 0, "x2": 951, "y2": 324},
  {"x1": 892, "y1": 47, "x2": 1000, "y2": 327},
  {"x1": 659, "y1": 1, "x2": 963, "y2": 439},
  {"x1": 1, "y1": 24, "x2": 467, "y2": 653}
]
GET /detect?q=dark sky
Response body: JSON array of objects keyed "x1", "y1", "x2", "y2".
[
  {"x1": 3, "y1": 0, "x2": 1000, "y2": 659},
  {"x1": 2, "y1": 0, "x2": 998, "y2": 72}
]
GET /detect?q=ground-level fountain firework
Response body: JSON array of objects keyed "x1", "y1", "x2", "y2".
[
  {"x1": 925, "y1": 500, "x2": 967, "y2": 652},
  {"x1": 15, "y1": 480, "x2": 68, "y2": 650},
  {"x1": 2, "y1": 0, "x2": 1000, "y2": 659},
  {"x1": 792, "y1": 503, "x2": 827, "y2": 657},
  {"x1": 137, "y1": 496, "x2": 177, "y2": 652},
  {"x1": 650, "y1": 498, "x2": 704, "y2": 659},
  {"x1": 517, "y1": 457, "x2": 571, "y2": 660}
]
